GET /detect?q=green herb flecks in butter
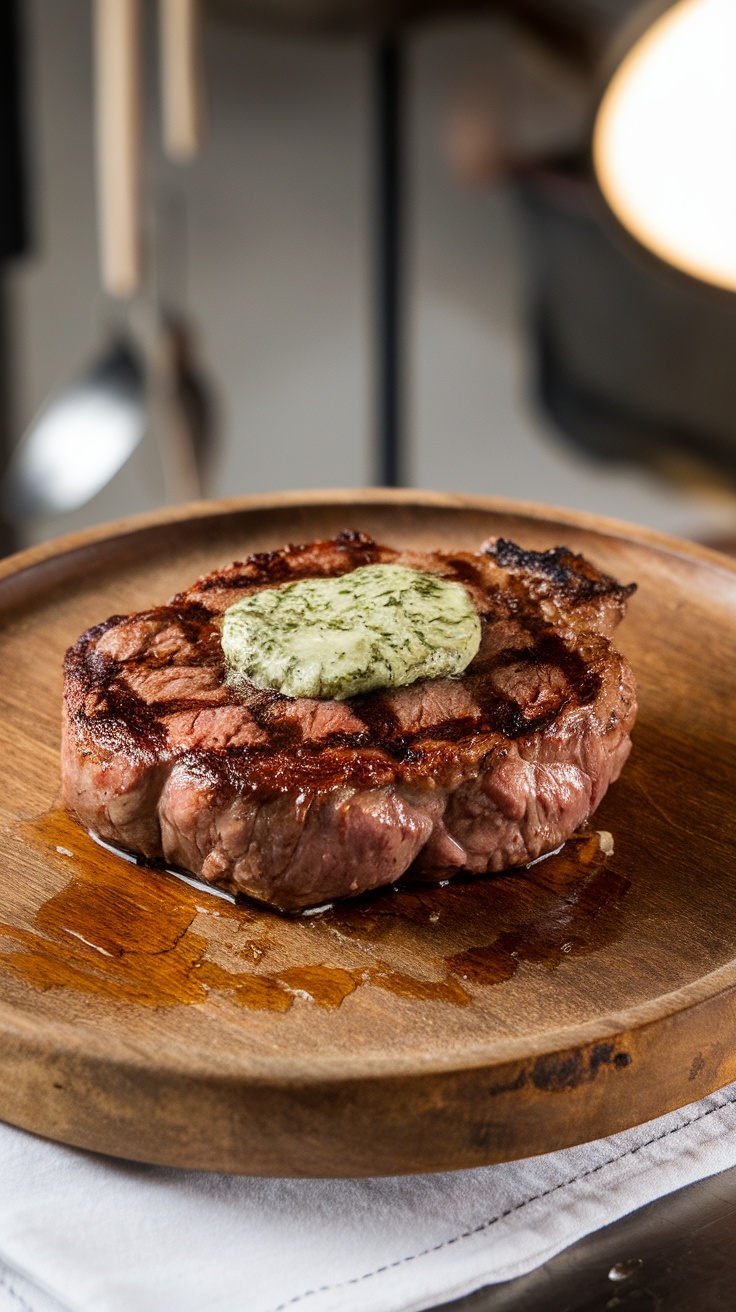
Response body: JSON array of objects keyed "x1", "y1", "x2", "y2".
[{"x1": 221, "y1": 563, "x2": 481, "y2": 701}]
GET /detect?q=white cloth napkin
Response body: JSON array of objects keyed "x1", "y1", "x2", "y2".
[{"x1": 2, "y1": 1080, "x2": 736, "y2": 1312}]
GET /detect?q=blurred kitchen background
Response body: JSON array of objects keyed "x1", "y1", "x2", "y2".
[{"x1": 3, "y1": 0, "x2": 736, "y2": 552}]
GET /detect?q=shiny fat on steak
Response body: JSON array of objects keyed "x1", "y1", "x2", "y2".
[{"x1": 61, "y1": 531, "x2": 638, "y2": 911}]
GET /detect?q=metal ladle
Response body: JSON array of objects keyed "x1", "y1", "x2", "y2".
[{"x1": 1, "y1": 336, "x2": 145, "y2": 520}]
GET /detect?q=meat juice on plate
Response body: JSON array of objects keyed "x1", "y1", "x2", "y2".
[{"x1": 0, "y1": 806, "x2": 628, "y2": 1012}]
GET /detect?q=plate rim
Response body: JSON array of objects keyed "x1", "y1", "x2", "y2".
[{"x1": 2, "y1": 487, "x2": 736, "y2": 591}]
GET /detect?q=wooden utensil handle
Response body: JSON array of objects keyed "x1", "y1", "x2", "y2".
[
  {"x1": 160, "y1": 0, "x2": 203, "y2": 162},
  {"x1": 94, "y1": 0, "x2": 141, "y2": 298}
]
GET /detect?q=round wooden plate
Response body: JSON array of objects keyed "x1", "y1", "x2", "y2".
[{"x1": 1, "y1": 490, "x2": 735, "y2": 1177}]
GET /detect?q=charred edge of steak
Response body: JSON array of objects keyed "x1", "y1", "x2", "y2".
[
  {"x1": 171, "y1": 529, "x2": 383, "y2": 600},
  {"x1": 173, "y1": 531, "x2": 636, "y2": 620},
  {"x1": 62, "y1": 603, "x2": 222, "y2": 759},
  {"x1": 483, "y1": 537, "x2": 637, "y2": 604},
  {"x1": 64, "y1": 628, "x2": 169, "y2": 760}
]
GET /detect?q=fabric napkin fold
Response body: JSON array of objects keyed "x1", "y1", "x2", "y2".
[{"x1": 2, "y1": 1079, "x2": 736, "y2": 1312}]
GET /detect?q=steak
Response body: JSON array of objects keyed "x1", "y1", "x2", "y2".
[{"x1": 61, "y1": 531, "x2": 637, "y2": 911}]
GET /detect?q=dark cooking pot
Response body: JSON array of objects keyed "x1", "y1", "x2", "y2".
[{"x1": 515, "y1": 163, "x2": 736, "y2": 486}]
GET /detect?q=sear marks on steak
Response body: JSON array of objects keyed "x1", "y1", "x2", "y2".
[{"x1": 61, "y1": 531, "x2": 637, "y2": 911}]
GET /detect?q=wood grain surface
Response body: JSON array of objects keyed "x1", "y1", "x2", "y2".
[{"x1": 0, "y1": 490, "x2": 735, "y2": 1177}]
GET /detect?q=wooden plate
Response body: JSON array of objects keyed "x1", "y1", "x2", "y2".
[{"x1": 1, "y1": 490, "x2": 735, "y2": 1177}]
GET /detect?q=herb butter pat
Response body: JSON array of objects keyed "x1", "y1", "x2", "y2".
[{"x1": 221, "y1": 563, "x2": 481, "y2": 700}]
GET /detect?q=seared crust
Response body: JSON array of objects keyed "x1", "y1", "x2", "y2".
[{"x1": 61, "y1": 532, "x2": 637, "y2": 910}]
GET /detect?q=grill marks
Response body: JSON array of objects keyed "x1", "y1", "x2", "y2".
[
  {"x1": 472, "y1": 634, "x2": 602, "y2": 740},
  {"x1": 63, "y1": 533, "x2": 630, "y2": 797},
  {"x1": 72, "y1": 623, "x2": 595, "y2": 762}
]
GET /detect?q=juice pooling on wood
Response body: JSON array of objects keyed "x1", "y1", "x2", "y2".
[{"x1": 0, "y1": 810, "x2": 625, "y2": 1012}]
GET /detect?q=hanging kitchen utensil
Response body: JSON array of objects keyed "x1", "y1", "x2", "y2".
[
  {"x1": 1, "y1": 335, "x2": 146, "y2": 520},
  {"x1": 154, "y1": 3, "x2": 213, "y2": 498},
  {"x1": 95, "y1": 0, "x2": 142, "y2": 297},
  {"x1": 160, "y1": 0, "x2": 204, "y2": 162}
]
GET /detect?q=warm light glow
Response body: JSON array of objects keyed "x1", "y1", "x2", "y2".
[{"x1": 594, "y1": 0, "x2": 736, "y2": 290}]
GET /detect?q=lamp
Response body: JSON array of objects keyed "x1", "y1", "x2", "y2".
[{"x1": 593, "y1": 0, "x2": 736, "y2": 292}]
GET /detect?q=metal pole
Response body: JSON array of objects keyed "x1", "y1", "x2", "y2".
[{"x1": 375, "y1": 33, "x2": 403, "y2": 487}]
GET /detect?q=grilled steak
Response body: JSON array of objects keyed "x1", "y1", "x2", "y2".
[{"x1": 61, "y1": 531, "x2": 637, "y2": 911}]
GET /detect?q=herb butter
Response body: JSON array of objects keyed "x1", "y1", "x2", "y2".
[{"x1": 221, "y1": 563, "x2": 481, "y2": 700}]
